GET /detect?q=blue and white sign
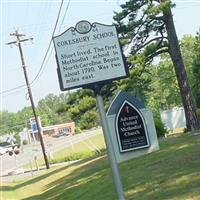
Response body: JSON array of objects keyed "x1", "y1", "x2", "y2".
[{"x1": 30, "y1": 117, "x2": 41, "y2": 133}]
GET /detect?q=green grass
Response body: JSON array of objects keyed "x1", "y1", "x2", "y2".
[
  {"x1": 26, "y1": 133, "x2": 106, "y2": 168},
  {"x1": 51, "y1": 133, "x2": 106, "y2": 160},
  {"x1": 1, "y1": 132, "x2": 200, "y2": 200}
]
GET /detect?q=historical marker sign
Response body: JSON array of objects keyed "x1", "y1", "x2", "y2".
[
  {"x1": 53, "y1": 21, "x2": 128, "y2": 91},
  {"x1": 53, "y1": 21, "x2": 129, "y2": 199},
  {"x1": 116, "y1": 100, "x2": 150, "y2": 152}
]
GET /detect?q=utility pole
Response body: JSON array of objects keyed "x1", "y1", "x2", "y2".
[{"x1": 6, "y1": 30, "x2": 50, "y2": 169}]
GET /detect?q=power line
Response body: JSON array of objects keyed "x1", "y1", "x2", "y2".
[
  {"x1": 31, "y1": 0, "x2": 71, "y2": 87},
  {"x1": 0, "y1": 84, "x2": 26, "y2": 95},
  {"x1": 58, "y1": 0, "x2": 71, "y2": 33},
  {"x1": 30, "y1": 0, "x2": 66, "y2": 85},
  {"x1": 173, "y1": 0, "x2": 200, "y2": 3},
  {"x1": 1, "y1": 0, "x2": 67, "y2": 95}
]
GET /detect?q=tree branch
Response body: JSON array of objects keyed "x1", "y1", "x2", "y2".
[
  {"x1": 134, "y1": 36, "x2": 168, "y2": 53},
  {"x1": 147, "y1": 48, "x2": 169, "y2": 62}
]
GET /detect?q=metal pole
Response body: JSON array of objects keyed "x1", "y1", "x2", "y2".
[
  {"x1": 6, "y1": 31, "x2": 50, "y2": 169},
  {"x1": 29, "y1": 160, "x2": 34, "y2": 178},
  {"x1": 96, "y1": 93, "x2": 125, "y2": 200}
]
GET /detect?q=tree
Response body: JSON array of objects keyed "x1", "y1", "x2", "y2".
[
  {"x1": 180, "y1": 35, "x2": 200, "y2": 108},
  {"x1": 117, "y1": 64, "x2": 152, "y2": 104},
  {"x1": 114, "y1": 0, "x2": 199, "y2": 131},
  {"x1": 0, "y1": 111, "x2": 19, "y2": 135},
  {"x1": 192, "y1": 31, "x2": 200, "y2": 108},
  {"x1": 145, "y1": 57, "x2": 181, "y2": 116},
  {"x1": 17, "y1": 106, "x2": 33, "y2": 129},
  {"x1": 55, "y1": 89, "x2": 98, "y2": 130},
  {"x1": 180, "y1": 35, "x2": 196, "y2": 81},
  {"x1": 37, "y1": 93, "x2": 64, "y2": 125},
  {"x1": 78, "y1": 110, "x2": 99, "y2": 130}
]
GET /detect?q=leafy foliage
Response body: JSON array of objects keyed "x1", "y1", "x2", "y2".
[
  {"x1": 0, "y1": 111, "x2": 21, "y2": 135},
  {"x1": 14, "y1": 133, "x2": 21, "y2": 145},
  {"x1": 114, "y1": 0, "x2": 199, "y2": 131},
  {"x1": 192, "y1": 32, "x2": 200, "y2": 108},
  {"x1": 113, "y1": 0, "x2": 171, "y2": 67},
  {"x1": 180, "y1": 35, "x2": 200, "y2": 108},
  {"x1": 78, "y1": 110, "x2": 99, "y2": 130},
  {"x1": 154, "y1": 117, "x2": 167, "y2": 137},
  {"x1": 37, "y1": 93, "x2": 68, "y2": 125},
  {"x1": 56, "y1": 89, "x2": 98, "y2": 130},
  {"x1": 146, "y1": 58, "x2": 181, "y2": 117}
]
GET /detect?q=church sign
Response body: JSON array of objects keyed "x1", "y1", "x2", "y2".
[
  {"x1": 116, "y1": 100, "x2": 150, "y2": 152},
  {"x1": 107, "y1": 91, "x2": 159, "y2": 163}
]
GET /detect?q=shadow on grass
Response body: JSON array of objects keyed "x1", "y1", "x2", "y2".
[
  {"x1": 1, "y1": 134, "x2": 200, "y2": 200},
  {"x1": 1, "y1": 163, "x2": 70, "y2": 190},
  {"x1": 22, "y1": 156, "x2": 116, "y2": 200},
  {"x1": 1, "y1": 155, "x2": 117, "y2": 200},
  {"x1": 119, "y1": 134, "x2": 200, "y2": 200}
]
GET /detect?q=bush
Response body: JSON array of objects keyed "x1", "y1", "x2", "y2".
[
  {"x1": 197, "y1": 108, "x2": 200, "y2": 121},
  {"x1": 22, "y1": 139, "x2": 28, "y2": 145},
  {"x1": 14, "y1": 133, "x2": 21, "y2": 145},
  {"x1": 154, "y1": 118, "x2": 167, "y2": 137},
  {"x1": 49, "y1": 151, "x2": 102, "y2": 164},
  {"x1": 75, "y1": 127, "x2": 81, "y2": 134},
  {"x1": 78, "y1": 110, "x2": 99, "y2": 130}
]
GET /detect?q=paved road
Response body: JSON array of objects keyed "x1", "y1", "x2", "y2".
[{"x1": 0, "y1": 128, "x2": 102, "y2": 176}]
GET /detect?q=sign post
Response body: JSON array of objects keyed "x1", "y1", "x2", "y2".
[
  {"x1": 95, "y1": 87, "x2": 125, "y2": 200},
  {"x1": 53, "y1": 21, "x2": 128, "y2": 200}
]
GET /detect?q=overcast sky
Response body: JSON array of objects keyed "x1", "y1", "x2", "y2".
[{"x1": 1, "y1": 0, "x2": 200, "y2": 112}]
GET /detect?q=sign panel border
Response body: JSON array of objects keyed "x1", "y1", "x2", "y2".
[
  {"x1": 115, "y1": 100, "x2": 150, "y2": 153},
  {"x1": 53, "y1": 21, "x2": 129, "y2": 91}
]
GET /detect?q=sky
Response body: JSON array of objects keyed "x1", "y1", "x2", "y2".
[{"x1": 1, "y1": 0, "x2": 200, "y2": 113}]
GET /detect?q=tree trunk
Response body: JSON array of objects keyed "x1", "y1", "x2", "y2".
[{"x1": 163, "y1": 7, "x2": 200, "y2": 131}]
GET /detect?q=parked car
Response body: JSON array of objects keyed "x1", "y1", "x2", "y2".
[
  {"x1": 59, "y1": 130, "x2": 69, "y2": 136},
  {"x1": 0, "y1": 142, "x2": 20, "y2": 156},
  {"x1": 0, "y1": 147, "x2": 7, "y2": 155}
]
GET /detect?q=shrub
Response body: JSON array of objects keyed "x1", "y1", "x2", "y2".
[
  {"x1": 14, "y1": 133, "x2": 21, "y2": 145},
  {"x1": 75, "y1": 127, "x2": 81, "y2": 134},
  {"x1": 154, "y1": 118, "x2": 167, "y2": 137},
  {"x1": 22, "y1": 139, "x2": 28, "y2": 145},
  {"x1": 49, "y1": 151, "x2": 102, "y2": 164},
  {"x1": 78, "y1": 110, "x2": 99, "y2": 130},
  {"x1": 197, "y1": 108, "x2": 200, "y2": 121}
]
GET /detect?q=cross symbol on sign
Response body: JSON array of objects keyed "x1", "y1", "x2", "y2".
[{"x1": 125, "y1": 106, "x2": 129, "y2": 113}]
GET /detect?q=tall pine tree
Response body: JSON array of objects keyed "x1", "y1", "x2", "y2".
[{"x1": 114, "y1": 0, "x2": 199, "y2": 131}]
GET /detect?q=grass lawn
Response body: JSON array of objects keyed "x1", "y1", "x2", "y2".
[
  {"x1": 1, "y1": 132, "x2": 200, "y2": 200},
  {"x1": 25, "y1": 133, "x2": 106, "y2": 168},
  {"x1": 51, "y1": 133, "x2": 106, "y2": 160}
]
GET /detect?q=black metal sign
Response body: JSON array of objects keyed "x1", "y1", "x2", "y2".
[{"x1": 116, "y1": 100, "x2": 150, "y2": 152}]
